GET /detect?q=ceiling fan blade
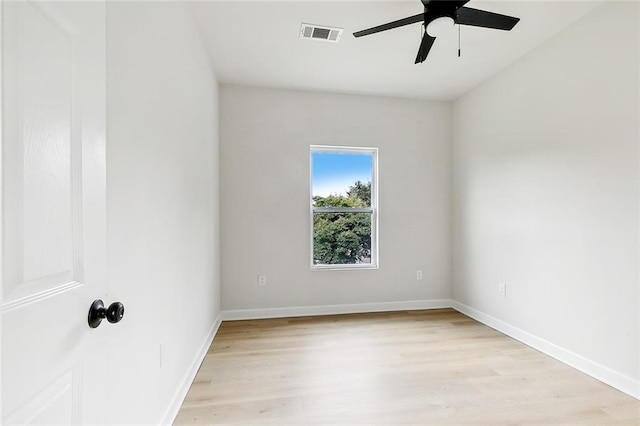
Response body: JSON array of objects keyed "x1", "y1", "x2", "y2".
[
  {"x1": 353, "y1": 13, "x2": 424, "y2": 38},
  {"x1": 455, "y1": 7, "x2": 520, "y2": 31},
  {"x1": 414, "y1": 32, "x2": 436, "y2": 64}
]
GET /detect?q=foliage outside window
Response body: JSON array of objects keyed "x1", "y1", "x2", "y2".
[{"x1": 310, "y1": 146, "x2": 378, "y2": 269}]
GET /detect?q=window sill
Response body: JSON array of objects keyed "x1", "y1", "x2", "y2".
[{"x1": 311, "y1": 264, "x2": 379, "y2": 271}]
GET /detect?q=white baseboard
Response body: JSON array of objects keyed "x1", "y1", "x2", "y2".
[
  {"x1": 159, "y1": 312, "x2": 223, "y2": 425},
  {"x1": 221, "y1": 299, "x2": 454, "y2": 321},
  {"x1": 450, "y1": 300, "x2": 640, "y2": 400}
]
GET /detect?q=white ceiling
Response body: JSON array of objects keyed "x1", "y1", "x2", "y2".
[{"x1": 190, "y1": 1, "x2": 604, "y2": 101}]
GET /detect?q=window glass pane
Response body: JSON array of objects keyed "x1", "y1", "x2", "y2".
[
  {"x1": 313, "y1": 212, "x2": 372, "y2": 265},
  {"x1": 312, "y1": 152, "x2": 372, "y2": 208}
]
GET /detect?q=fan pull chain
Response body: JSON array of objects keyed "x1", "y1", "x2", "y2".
[{"x1": 458, "y1": 24, "x2": 461, "y2": 57}]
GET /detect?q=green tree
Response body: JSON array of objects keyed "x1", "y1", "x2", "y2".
[
  {"x1": 346, "y1": 181, "x2": 371, "y2": 206},
  {"x1": 313, "y1": 181, "x2": 372, "y2": 265}
]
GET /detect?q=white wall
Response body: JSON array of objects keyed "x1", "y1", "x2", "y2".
[
  {"x1": 106, "y1": 2, "x2": 220, "y2": 423},
  {"x1": 452, "y1": 0, "x2": 639, "y2": 395},
  {"x1": 220, "y1": 85, "x2": 451, "y2": 313}
]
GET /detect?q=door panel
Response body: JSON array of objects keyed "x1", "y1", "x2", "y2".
[
  {"x1": 2, "y1": 1, "x2": 107, "y2": 423},
  {"x1": 4, "y1": 0, "x2": 79, "y2": 306},
  {"x1": 3, "y1": 354, "x2": 82, "y2": 425}
]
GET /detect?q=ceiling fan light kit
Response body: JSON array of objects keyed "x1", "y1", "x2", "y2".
[{"x1": 353, "y1": 0, "x2": 520, "y2": 64}]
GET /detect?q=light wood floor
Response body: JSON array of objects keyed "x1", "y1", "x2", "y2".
[{"x1": 174, "y1": 309, "x2": 639, "y2": 425}]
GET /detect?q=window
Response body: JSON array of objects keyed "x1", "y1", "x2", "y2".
[{"x1": 310, "y1": 146, "x2": 378, "y2": 269}]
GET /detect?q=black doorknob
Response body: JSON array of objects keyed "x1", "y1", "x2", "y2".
[
  {"x1": 107, "y1": 301, "x2": 125, "y2": 323},
  {"x1": 88, "y1": 299, "x2": 125, "y2": 328}
]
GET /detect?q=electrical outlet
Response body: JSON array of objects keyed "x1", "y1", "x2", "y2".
[
  {"x1": 499, "y1": 283, "x2": 507, "y2": 297},
  {"x1": 416, "y1": 270, "x2": 423, "y2": 280},
  {"x1": 258, "y1": 275, "x2": 267, "y2": 287}
]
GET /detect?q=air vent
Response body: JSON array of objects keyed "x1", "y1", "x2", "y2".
[{"x1": 300, "y1": 23, "x2": 343, "y2": 43}]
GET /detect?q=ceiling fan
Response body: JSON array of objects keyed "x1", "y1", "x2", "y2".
[{"x1": 353, "y1": 0, "x2": 520, "y2": 64}]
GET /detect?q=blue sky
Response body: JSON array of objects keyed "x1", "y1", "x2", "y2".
[{"x1": 312, "y1": 152, "x2": 372, "y2": 197}]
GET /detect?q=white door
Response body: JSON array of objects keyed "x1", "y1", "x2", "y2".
[{"x1": 2, "y1": 1, "x2": 110, "y2": 423}]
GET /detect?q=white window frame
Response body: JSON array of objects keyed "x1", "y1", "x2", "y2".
[{"x1": 310, "y1": 145, "x2": 379, "y2": 270}]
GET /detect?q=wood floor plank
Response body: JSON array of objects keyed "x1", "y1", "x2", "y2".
[{"x1": 174, "y1": 309, "x2": 640, "y2": 425}]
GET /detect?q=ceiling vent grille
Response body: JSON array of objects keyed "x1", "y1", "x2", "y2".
[{"x1": 300, "y1": 23, "x2": 343, "y2": 43}]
